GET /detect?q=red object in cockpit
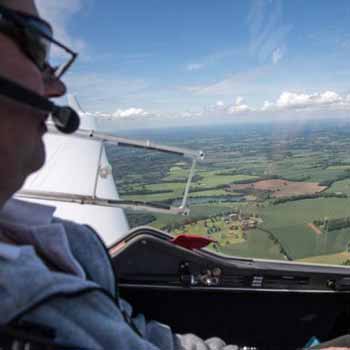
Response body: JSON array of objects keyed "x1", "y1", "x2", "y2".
[{"x1": 171, "y1": 234, "x2": 217, "y2": 250}]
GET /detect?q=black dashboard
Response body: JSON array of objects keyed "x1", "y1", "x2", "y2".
[
  {"x1": 111, "y1": 226, "x2": 350, "y2": 293},
  {"x1": 110, "y1": 227, "x2": 350, "y2": 349}
]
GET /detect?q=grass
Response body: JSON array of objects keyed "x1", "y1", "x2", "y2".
[
  {"x1": 252, "y1": 198, "x2": 350, "y2": 259},
  {"x1": 173, "y1": 218, "x2": 246, "y2": 246},
  {"x1": 219, "y1": 228, "x2": 285, "y2": 260},
  {"x1": 124, "y1": 193, "x2": 179, "y2": 202},
  {"x1": 274, "y1": 166, "x2": 343, "y2": 183},
  {"x1": 298, "y1": 251, "x2": 350, "y2": 266},
  {"x1": 150, "y1": 204, "x2": 239, "y2": 229},
  {"x1": 195, "y1": 173, "x2": 257, "y2": 187},
  {"x1": 124, "y1": 172, "x2": 252, "y2": 202},
  {"x1": 112, "y1": 124, "x2": 350, "y2": 266},
  {"x1": 258, "y1": 155, "x2": 347, "y2": 183},
  {"x1": 189, "y1": 189, "x2": 241, "y2": 197},
  {"x1": 327, "y1": 179, "x2": 350, "y2": 195},
  {"x1": 328, "y1": 165, "x2": 350, "y2": 170},
  {"x1": 127, "y1": 172, "x2": 350, "y2": 261},
  {"x1": 162, "y1": 166, "x2": 190, "y2": 181},
  {"x1": 124, "y1": 182, "x2": 187, "y2": 202}
]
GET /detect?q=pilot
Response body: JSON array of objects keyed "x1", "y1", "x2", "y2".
[
  {"x1": 0, "y1": 1, "x2": 244, "y2": 349},
  {"x1": 0, "y1": 1, "x2": 345, "y2": 350}
]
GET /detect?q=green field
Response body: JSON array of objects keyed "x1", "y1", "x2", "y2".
[
  {"x1": 328, "y1": 165, "x2": 350, "y2": 170},
  {"x1": 124, "y1": 172, "x2": 254, "y2": 202},
  {"x1": 151, "y1": 203, "x2": 240, "y2": 229},
  {"x1": 109, "y1": 121, "x2": 350, "y2": 266},
  {"x1": 162, "y1": 166, "x2": 190, "y2": 181},
  {"x1": 327, "y1": 179, "x2": 350, "y2": 195},
  {"x1": 298, "y1": 251, "x2": 350, "y2": 265},
  {"x1": 189, "y1": 190, "x2": 241, "y2": 197},
  {"x1": 219, "y1": 229, "x2": 285, "y2": 260},
  {"x1": 195, "y1": 172, "x2": 257, "y2": 187},
  {"x1": 253, "y1": 198, "x2": 350, "y2": 259},
  {"x1": 173, "y1": 217, "x2": 245, "y2": 246}
]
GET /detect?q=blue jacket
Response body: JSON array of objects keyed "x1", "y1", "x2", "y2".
[{"x1": 0, "y1": 199, "x2": 178, "y2": 349}]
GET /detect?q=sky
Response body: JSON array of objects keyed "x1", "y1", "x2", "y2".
[{"x1": 37, "y1": 0, "x2": 350, "y2": 128}]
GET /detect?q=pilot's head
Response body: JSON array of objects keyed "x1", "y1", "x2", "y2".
[{"x1": 0, "y1": 0, "x2": 69, "y2": 207}]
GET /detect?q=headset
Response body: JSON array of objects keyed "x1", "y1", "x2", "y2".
[{"x1": 0, "y1": 75, "x2": 80, "y2": 134}]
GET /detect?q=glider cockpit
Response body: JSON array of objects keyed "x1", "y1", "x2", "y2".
[
  {"x1": 111, "y1": 226, "x2": 350, "y2": 350},
  {"x1": 18, "y1": 104, "x2": 350, "y2": 349}
]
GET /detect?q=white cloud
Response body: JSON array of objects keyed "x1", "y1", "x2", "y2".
[
  {"x1": 187, "y1": 63, "x2": 205, "y2": 71},
  {"x1": 263, "y1": 91, "x2": 345, "y2": 111},
  {"x1": 227, "y1": 104, "x2": 251, "y2": 114},
  {"x1": 272, "y1": 47, "x2": 284, "y2": 64},
  {"x1": 75, "y1": 89, "x2": 350, "y2": 127},
  {"x1": 113, "y1": 108, "x2": 149, "y2": 118},
  {"x1": 181, "y1": 111, "x2": 203, "y2": 118},
  {"x1": 236, "y1": 96, "x2": 244, "y2": 105},
  {"x1": 201, "y1": 90, "x2": 350, "y2": 120},
  {"x1": 185, "y1": 49, "x2": 241, "y2": 73},
  {"x1": 63, "y1": 72, "x2": 150, "y2": 112},
  {"x1": 248, "y1": 0, "x2": 291, "y2": 64},
  {"x1": 227, "y1": 96, "x2": 252, "y2": 114},
  {"x1": 186, "y1": 66, "x2": 270, "y2": 96},
  {"x1": 205, "y1": 96, "x2": 253, "y2": 116},
  {"x1": 262, "y1": 100, "x2": 273, "y2": 111},
  {"x1": 36, "y1": 0, "x2": 88, "y2": 58}
]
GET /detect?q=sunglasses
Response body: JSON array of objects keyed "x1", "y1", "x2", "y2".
[{"x1": 0, "y1": 5, "x2": 78, "y2": 79}]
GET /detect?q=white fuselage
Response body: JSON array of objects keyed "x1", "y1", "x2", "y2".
[{"x1": 22, "y1": 114, "x2": 129, "y2": 247}]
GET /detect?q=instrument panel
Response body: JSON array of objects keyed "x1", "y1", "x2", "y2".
[{"x1": 110, "y1": 226, "x2": 350, "y2": 292}]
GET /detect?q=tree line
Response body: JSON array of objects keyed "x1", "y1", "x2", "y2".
[{"x1": 273, "y1": 192, "x2": 347, "y2": 205}]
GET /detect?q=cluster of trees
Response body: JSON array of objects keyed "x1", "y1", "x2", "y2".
[
  {"x1": 230, "y1": 175, "x2": 313, "y2": 186},
  {"x1": 325, "y1": 161, "x2": 350, "y2": 168},
  {"x1": 313, "y1": 219, "x2": 324, "y2": 227},
  {"x1": 192, "y1": 175, "x2": 204, "y2": 183},
  {"x1": 161, "y1": 212, "x2": 234, "y2": 233},
  {"x1": 273, "y1": 192, "x2": 347, "y2": 205},
  {"x1": 207, "y1": 226, "x2": 221, "y2": 235},
  {"x1": 126, "y1": 213, "x2": 156, "y2": 228},
  {"x1": 191, "y1": 184, "x2": 226, "y2": 193},
  {"x1": 314, "y1": 216, "x2": 350, "y2": 232},
  {"x1": 215, "y1": 170, "x2": 244, "y2": 176},
  {"x1": 160, "y1": 179, "x2": 187, "y2": 184},
  {"x1": 327, "y1": 217, "x2": 350, "y2": 231},
  {"x1": 204, "y1": 217, "x2": 219, "y2": 225},
  {"x1": 319, "y1": 170, "x2": 350, "y2": 187},
  {"x1": 124, "y1": 188, "x2": 173, "y2": 196},
  {"x1": 284, "y1": 176, "x2": 312, "y2": 182},
  {"x1": 234, "y1": 175, "x2": 293, "y2": 185},
  {"x1": 162, "y1": 222, "x2": 185, "y2": 232}
]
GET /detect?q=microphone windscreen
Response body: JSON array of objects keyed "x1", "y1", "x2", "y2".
[{"x1": 52, "y1": 106, "x2": 80, "y2": 134}]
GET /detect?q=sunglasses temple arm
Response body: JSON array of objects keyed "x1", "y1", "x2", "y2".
[
  {"x1": 43, "y1": 35, "x2": 78, "y2": 78},
  {"x1": 54, "y1": 52, "x2": 78, "y2": 79}
]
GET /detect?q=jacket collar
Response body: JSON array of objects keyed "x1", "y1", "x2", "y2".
[
  {"x1": 0, "y1": 198, "x2": 56, "y2": 226},
  {"x1": 0, "y1": 198, "x2": 86, "y2": 279}
]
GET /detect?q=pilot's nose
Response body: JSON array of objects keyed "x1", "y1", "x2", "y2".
[
  {"x1": 42, "y1": 65, "x2": 67, "y2": 98},
  {"x1": 44, "y1": 76, "x2": 67, "y2": 98}
]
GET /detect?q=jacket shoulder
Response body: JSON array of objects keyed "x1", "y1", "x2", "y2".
[{"x1": 52, "y1": 217, "x2": 116, "y2": 296}]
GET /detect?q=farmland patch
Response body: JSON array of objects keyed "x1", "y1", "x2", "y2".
[{"x1": 230, "y1": 179, "x2": 326, "y2": 198}]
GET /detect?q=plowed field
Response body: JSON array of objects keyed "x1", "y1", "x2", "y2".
[{"x1": 231, "y1": 179, "x2": 327, "y2": 198}]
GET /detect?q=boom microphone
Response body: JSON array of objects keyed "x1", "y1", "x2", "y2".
[{"x1": 0, "y1": 75, "x2": 80, "y2": 134}]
